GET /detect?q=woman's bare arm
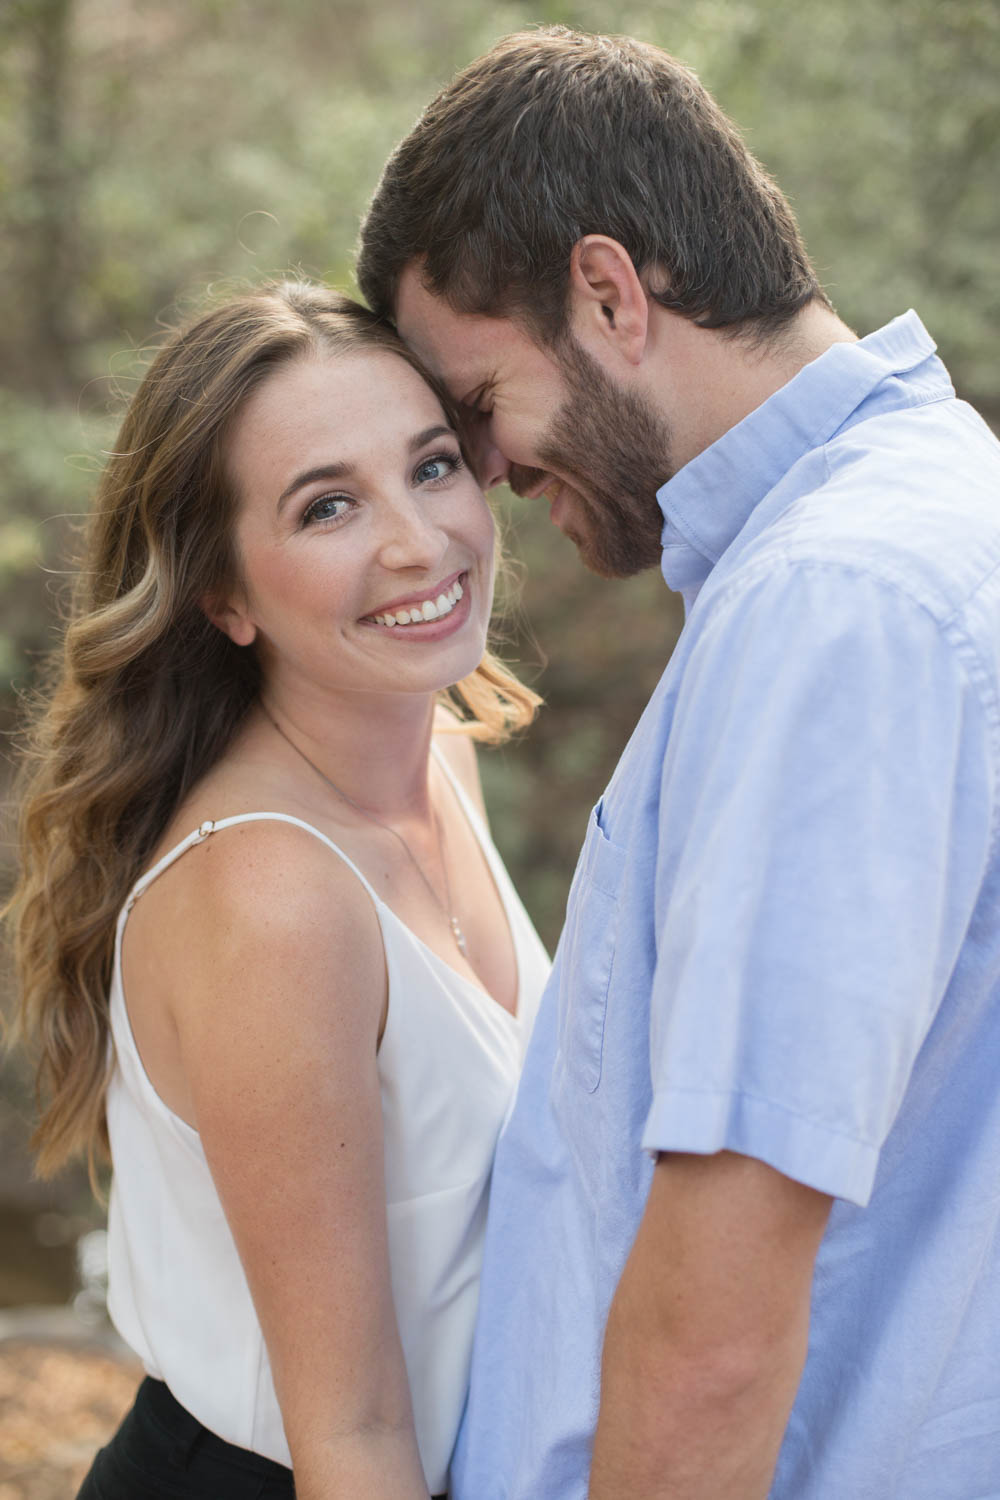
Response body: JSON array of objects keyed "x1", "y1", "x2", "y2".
[{"x1": 165, "y1": 820, "x2": 429, "y2": 1500}]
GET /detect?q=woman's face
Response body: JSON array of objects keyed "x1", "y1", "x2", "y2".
[{"x1": 217, "y1": 348, "x2": 496, "y2": 707}]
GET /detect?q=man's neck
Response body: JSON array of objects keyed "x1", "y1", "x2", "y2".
[{"x1": 646, "y1": 301, "x2": 857, "y2": 471}]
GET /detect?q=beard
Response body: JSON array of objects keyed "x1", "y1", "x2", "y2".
[{"x1": 510, "y1": 338, "x2": 673, "y2": 579}]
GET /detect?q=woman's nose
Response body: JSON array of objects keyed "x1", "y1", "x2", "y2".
[{"x1": 376, "y1": 497, "x2": 450, "y2": 572}]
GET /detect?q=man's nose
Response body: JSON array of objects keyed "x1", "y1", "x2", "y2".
[{"x1": 466, "y1": 421, "x2": 511, "y2": 491}]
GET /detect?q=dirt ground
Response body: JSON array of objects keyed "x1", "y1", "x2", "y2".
[{"x1": 0, "y1": 1342, "x2": 141, "y2": 1500}]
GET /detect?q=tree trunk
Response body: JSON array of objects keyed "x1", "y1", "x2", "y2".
[{"x1": 23, "y1": 0, "x2": 76, "y2": 396}]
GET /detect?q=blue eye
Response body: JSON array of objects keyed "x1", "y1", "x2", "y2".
[
  {"x1": 302, "y1": 494, "x2": 351, "y2": 526},
  {"x1": 414, "y1": 452, "x2": 462, "y2": 485}
]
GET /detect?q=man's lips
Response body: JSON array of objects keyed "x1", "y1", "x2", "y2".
[
  {"x1": 510, "y1": 468, "x2": 569, "y2": 514},
  {"x1": 508, "y1": 467, "x2": 579, "y2": 537}
]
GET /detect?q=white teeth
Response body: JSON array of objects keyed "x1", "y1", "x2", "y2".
[{"x1": 374, "y1": 578, "x2": 465, "y2": 627}]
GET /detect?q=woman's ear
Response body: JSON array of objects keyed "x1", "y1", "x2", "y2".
[{"x1": 200, "y1": 591, "x2": 257, "y2": 647}]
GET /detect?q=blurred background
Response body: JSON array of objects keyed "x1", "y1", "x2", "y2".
[{"x1": 1, "y1": 0, "x2": 997, "y2": 1490}]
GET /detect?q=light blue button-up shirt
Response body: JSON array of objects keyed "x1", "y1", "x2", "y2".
[{"x1": 452, "y1": 313, "x2": 1000, "y2": 1499}]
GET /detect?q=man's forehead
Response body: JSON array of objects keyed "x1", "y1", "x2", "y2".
[{"x1": 396, "y1": 264, "x2": 505, "y2": 397}]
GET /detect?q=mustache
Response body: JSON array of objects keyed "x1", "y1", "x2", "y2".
[{"x1": 507, "y1": 463, "x2": 549, "y2": 498}]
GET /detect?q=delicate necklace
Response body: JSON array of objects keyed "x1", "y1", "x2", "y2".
[{"x1": 263, "y1": 709, "x2": 469, "y2": 958}]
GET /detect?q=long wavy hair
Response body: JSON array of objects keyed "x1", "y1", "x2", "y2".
[{"x1": 8, "y1": 280, "x2": 540, "y2": 1181}]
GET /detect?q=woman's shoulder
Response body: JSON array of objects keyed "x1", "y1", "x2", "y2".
[
  {"x1": 153, "y1": 806, "x2": 377, "y2": 935},
  {"x1": 131, "y1": 809, "x2": 388, "y2": 1071},
  {"x1": 129, "y1": 782, "x2": 386, "y2": 1022},
  {"x1": 151, "y1": 724, "x2": 370, "y2": 899}
]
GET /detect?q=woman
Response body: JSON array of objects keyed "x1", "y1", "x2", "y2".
[{"x1": 9, "y1": 282, "x2": 549, "y2": 1499}]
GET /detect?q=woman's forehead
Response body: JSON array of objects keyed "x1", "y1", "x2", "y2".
[{"x1": 225, "y1": 348, "x2": 451, "y2": 498}]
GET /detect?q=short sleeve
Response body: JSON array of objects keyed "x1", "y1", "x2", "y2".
[{"x1": 641, "y1": 561, "x2": 995, "y2": 1204}]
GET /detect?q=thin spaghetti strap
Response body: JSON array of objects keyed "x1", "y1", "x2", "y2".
[
  {"x1": 430, "y1": 740, "x2": 488, "y2": 835},
  {"x1": 124, "y1": 811, "x2": 382, "y2": 912}
]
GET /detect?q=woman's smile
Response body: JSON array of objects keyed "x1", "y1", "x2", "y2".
[{"x1": 364, "y1": 571, "x2": 469, "y2": 633}]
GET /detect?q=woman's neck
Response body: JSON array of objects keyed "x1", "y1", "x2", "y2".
[{"x1": 254, "y1": 678, "x2": 440, "y2": 822}]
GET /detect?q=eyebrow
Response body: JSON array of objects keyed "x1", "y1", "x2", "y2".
[{"x1": 276, "y1": 424, "x2": 456, "y2": 512}]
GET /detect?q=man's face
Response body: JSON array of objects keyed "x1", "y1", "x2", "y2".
[{"x1": 396, "y1": 265, "x2": 670, "y2": 578}]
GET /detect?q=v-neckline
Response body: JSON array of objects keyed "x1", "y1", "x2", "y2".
[
  {"x1": 401, "y1": 742, "x2": 521, "y2": 1021},
  {"x1": 376, "y1": 900, "x2": 521, "y2": 1025}
]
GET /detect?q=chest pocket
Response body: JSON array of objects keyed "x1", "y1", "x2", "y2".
[{"x1": 557, "y1": 800, "x2": 629, "y2": 1092}]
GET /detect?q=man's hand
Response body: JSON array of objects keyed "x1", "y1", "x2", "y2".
[{"x1": 589, "y1": 1150, "x2": 832, "y2": 1499}]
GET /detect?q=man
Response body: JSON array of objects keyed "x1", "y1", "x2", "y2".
[{"x1": 357, "y1": 27, "x2": 1000, "y2": 1500}]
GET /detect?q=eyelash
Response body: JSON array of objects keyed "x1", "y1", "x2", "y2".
[
  {"x1": 300, "y1": 494, "x2": 352, "y2": 527},
  {"x1": 299, "y1": 450, "x2": 465, "y2": 529},
  {"x1": 413, "y1": 450, "x2": 464, "y2": 485}
]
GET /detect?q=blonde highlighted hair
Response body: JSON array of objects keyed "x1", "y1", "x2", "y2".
[{"x1": 8, "y1": 281, "x2": 539, "y2": 1180}]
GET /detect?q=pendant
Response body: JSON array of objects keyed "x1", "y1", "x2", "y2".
[{"x1": 450, "y1": 916, "x2": 468, "y2": 956}]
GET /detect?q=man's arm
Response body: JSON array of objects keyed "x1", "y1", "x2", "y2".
[{"x1": 589, "y1": 1150, "x2": 832, "y2": 1500}]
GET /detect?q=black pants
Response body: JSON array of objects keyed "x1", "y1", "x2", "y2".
[
  {"x1": 76, "y1": 1377, "x2": 297, "y2": 1498},
  {"x1": 76, "y1": 1375, "x2": 449, "y2": 1498}
]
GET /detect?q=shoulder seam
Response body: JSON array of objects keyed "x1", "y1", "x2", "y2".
[{"x1": 706, "y1": 555, "x2": 1000, "y2": 859}]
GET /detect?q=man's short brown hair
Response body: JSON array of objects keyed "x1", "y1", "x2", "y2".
[{"x1": 357, "y1": 26, "x2": 830, "y2": 343}]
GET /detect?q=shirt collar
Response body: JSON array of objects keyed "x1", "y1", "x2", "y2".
[{"x1": 656, "y1": 311, "x2": 944, "y2": 601}]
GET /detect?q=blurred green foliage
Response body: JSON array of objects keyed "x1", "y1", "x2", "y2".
[{"x1": 2, "y1": 0, "x2": 999, "y2": 949}]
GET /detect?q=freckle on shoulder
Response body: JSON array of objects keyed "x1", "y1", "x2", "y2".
[{"x1": 165, "y1": 816, "x2": 377, "y2": 944}]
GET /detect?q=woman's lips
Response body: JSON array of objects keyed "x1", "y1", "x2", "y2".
[
  {"x1": 362, "y1": 573, "x2": 471, "y2": 638},
  {"x1": 365, "y1": 568, "x2": 466, "y2": 620}
]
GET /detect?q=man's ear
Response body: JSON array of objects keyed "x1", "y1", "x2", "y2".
[
  {"x1": 568, "y1": 236, "x2": 650, "y2": 366},
  {"x1": 200, "y1": 590, "x2": 257, "y2": 647}
]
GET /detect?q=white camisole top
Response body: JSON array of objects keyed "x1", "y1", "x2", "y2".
[{"x1": 105, "y1": 747, "x2": 550, "y2": 1494}]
